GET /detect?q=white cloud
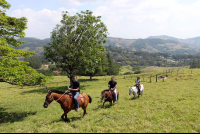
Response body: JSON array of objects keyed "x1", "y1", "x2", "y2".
[
  {"x1": 59, "y1": 0, "x2": 105, "y2": 6},
  {"x1": 10, "y1": 8, "x2": 77, "y2": 39},
  {"x1": 8, "y1": 0, "x2": 200, "y2": 39},
  {"x1": 93, "y1": 0, "x2": 200, "y2": 39}
]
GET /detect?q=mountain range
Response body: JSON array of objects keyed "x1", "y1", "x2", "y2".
[{"x1": 15, "y1": 35, "x2": 200, "y2": 55}]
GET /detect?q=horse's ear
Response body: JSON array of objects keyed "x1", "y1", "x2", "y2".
[{"x1": 48, "y1": 90, "x2": 51, "y2": 93}]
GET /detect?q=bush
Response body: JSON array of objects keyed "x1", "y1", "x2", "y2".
[
  {"x1": 124, "y1": 72, "x2": 134, "y2": 75},
  {"x1": 134, "y1": 70, "x2": 142, "y2": 74},
  {"x1": 37, "y1": 69, "x2": 60, "y2": 76}
]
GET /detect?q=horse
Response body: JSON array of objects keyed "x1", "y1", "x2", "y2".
[
  {"x1": 129, "y1": 85, "x2": 144, "y2": 99},
  {"x1": 101, "y1": 89, "x2": 119, "y2": 107},
  {"x1": 43, "y1": 90, "x2": 92, "y2": 123}
]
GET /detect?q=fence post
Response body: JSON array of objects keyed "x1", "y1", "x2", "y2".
[
  {"x1": 150, "y1": 76, "x2": 151, "y2": 83},
  {"x1": 156, "y1": 74, "x2": 157, "y2": 82}
]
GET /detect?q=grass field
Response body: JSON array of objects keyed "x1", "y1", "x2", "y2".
[
  {"x1": 141, "y1": 66, "x2": 187, "y2": 73},
  {"x1": 0, "y1": 68, "x2": 200, "y2": 133}
]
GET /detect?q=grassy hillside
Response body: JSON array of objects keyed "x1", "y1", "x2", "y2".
[
  {"x1": 147, "y1": 35, "x2": 200, "y2": 49},
  {"x1": 16, "y1": 37, "x2": 200, "y2": 55},
  {"x1": 0, "y1": 68, "x2": 200, "y2": 133}
]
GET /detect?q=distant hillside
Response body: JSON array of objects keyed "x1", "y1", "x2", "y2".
[
  {"x1": 16, "y1": 37, "x2": 51, "y2": 55},
  {"x1": 106, "y1": 37, "x2": 199, "y2": 54},
  {"x1": 15, "y1": 36, "x2": 200, "y2": 55},
  {"x1": 147, "y1": 35, "x2": 180, "y2": 41},
  {"x1": 147, "y1": 35, "x2": 200, "y2": 49}
]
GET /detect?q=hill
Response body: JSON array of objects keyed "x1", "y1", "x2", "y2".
[
  {"x1": 15, "y1": 37, "x2": 200, "y2": 55},
  {"x1": 147, "y1": 35, "x2": 200, "y2": 49},
  {"x1": 106, "y1": 37, "x2": 199, "y2": 54}
]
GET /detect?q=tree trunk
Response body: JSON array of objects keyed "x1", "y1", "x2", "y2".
[{"x1": 90, "y1": 75, "x2": 92, "y2": 80}]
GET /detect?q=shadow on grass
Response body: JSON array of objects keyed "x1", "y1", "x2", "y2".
[
  {"x1": 51, "y1": 116, "x2": 82, "y2": 123},
  {"x1": 0, "y1": 107, "x2": 37, "y2": 123},
  {"x1": 20, "y1": 85, "x2": 87, "y2": 95},
  {"x1": 78, "y1": 79, "x2": 99, "y2": 82},
  {"x1": 92, "y1": 102, "x2": 112, "y2": 111}
]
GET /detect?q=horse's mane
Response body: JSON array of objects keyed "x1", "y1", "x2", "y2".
[{"x1": 51, "y1": 90, "x2": 68, "y2": 94}]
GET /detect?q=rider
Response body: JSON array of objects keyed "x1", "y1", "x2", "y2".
[
  {"x1": 135, "y1": 76, "x2": 141, "y2": 95},
  {"x1": 108, "y1": 76, "x2": 117, "y2": 102},
  {"x1": 68, "y1": 75, "x2": 80, "y2": 112}
]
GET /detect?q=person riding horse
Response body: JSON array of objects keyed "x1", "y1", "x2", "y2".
[
  {"x1": 135, "y1": 76, "x2": 141, "y2": 95},
  {"x1": 68, "y1": 75, "x2": 80, "y2": 112},
  {"x1": 107, "y1": 77, "x2": 118, "y2": 103}
]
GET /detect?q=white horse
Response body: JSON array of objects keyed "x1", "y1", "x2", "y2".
[{"x1": 129, "y1": 85, "x2": 144, "y2": 99}]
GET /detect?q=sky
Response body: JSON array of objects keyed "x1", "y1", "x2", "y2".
[{"x1": 5, "y1": 0, "x2": 200, "y2": 39}]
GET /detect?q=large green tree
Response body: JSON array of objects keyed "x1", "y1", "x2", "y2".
[
  {"x1": 0, "y1": 0, "x2": 48, "y2": 85},
  {"x1": 44, "y1": 10, "x2": 108, "y2": 81}
]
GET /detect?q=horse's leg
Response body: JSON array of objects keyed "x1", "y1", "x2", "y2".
[
  {"x1": 110, "y1": 101, "x2": 112, "y2": 106},
  {"x1": 82, "y1": 106, "x2": 87, "y2": 117},
  {"x1": 103, "y1": 100, "x2": 106, "y2": 108},
  {"x1": 61, "y1": 110, "x2": 70, "y2": 123}
]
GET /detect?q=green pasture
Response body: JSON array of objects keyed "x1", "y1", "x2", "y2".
[
  {"x1": 0, "y1": 68, "x2": 200, "y2": 133},
  {"x1": 141, "y1": 66, "x2": 187, "y2": 73}
]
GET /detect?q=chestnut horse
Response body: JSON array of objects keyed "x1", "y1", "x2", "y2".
[
  {"x1": 43, "y1": 90, "x2": 92, "y2": 122},
  {"x1": 101, "y1": 89, "x2": 119, "y2": 107}
]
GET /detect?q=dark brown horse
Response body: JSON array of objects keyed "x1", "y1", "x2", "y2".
[
  {"x1": 43, "y1": 90, "x2": 92, "y2": 122},
  {"x1": 101, "y1": 89, "x2": 119, "y2": 107}
]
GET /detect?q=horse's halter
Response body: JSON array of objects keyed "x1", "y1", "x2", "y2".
[
  {"x1": 44, "y1": 89, "x2": 69, "y2": 106},
  {"x1": 44, "y1": 93, "x2": 54, "y2": 106}
]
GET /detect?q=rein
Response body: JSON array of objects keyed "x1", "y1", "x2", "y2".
[
  {"x1": 45, "y1": 87, "x2": 69, "y2": 106},
  {"x1": 103, "y1": 90, "x2": 113, "y2": 100}
]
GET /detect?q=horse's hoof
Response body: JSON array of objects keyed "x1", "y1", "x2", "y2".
[{"x1": 66, "y1": 119, "x2": 70, "y2": 123}]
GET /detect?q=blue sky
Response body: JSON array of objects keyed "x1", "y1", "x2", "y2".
[{"x1": 5, "y1": 0, "x2": 200, "y2": 39}]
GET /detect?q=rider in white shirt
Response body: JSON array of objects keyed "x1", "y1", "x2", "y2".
[{"x1": 135, "y1": 76, "x2": 141, "y2": 95}]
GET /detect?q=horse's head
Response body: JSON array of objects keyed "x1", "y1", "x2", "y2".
[{"x1": 43, "y1": 90, "x2": 54, "y2": 108}]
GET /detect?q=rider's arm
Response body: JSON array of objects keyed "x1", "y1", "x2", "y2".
[
  {"x1": 69, "y1": 87, "x2": 79, "y2": 92},
  {"x1": 112, "y1": 84, "x2": 117, "y2": 90}
]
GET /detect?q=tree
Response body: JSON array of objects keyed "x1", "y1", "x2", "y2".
[
  {"x1": 106, "y1": 52, "x2": 121, "y2": 75},
  {"x1": 24, "y1": 55, "x2": 42, "y2": 69},
  {"x1": 0, "y1": 0, "x2": 48, "y2": 85},
  {"x1": 44, "y1": 10, "x2": 108, "y2": 81}
]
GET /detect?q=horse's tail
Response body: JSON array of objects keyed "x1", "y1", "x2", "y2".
[{"x1": 87, "y1": 95, "x2": 92, "y2": 103}]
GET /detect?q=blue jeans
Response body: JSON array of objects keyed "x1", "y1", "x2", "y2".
[{"x1": 72, "y1": 92, "x2": 79, "y2": 109}]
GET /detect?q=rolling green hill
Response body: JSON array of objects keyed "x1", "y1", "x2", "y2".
[
  {"x1": 15, "y1": 37, "x2": 200, "y2": 55},
  {"x1": 147, "y1": 35, "x2": 200, "y2": 49}
]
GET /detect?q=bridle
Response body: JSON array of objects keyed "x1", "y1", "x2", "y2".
[
  {"x1": 44, "y1": 88, "x2": 69, "y2": 106},
  {"x1": 102, "y1": 90, "x2": 113, "y2": 100}
]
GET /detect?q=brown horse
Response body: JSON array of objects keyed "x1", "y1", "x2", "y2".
[
  {"x1": 43, "y1": 90, "x2": 92, "y2": 122},
  {"x1": 101, "y1": 89, "x2": 119, "y2": 107}
]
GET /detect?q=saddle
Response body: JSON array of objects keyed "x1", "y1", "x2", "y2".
[
  {"x1": 134, "y1": 84, "x2": 141, "y2": 90},
  {"x1": 68, "y1": 92, "x2": 83, "y2": 101}
]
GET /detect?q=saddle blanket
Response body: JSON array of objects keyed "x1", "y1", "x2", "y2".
[{"x1": 77, "y1": 94, "x2": 83, "y2": 101}]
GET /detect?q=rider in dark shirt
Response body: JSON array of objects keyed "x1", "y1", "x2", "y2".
[
  {"x1": 68, "y1": 75, "x2": 80, "y2": 112},
  {"x1": 108, "y1": 77, "x2": 117, "y2": 102}
]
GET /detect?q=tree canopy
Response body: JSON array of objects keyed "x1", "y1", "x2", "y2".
[
  {"x1": 44, "y1": 10, "x2": 108, "y2": 80},
  {"x1": 0, "y1": 0, "x2": 48, "y2": 85}
]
